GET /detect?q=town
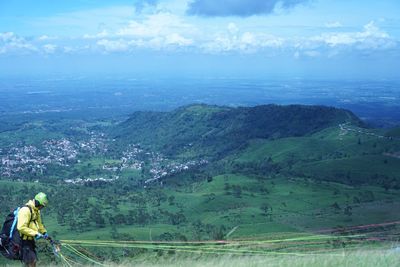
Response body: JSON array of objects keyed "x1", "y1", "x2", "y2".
[{"x1": 0, "y1": 132, "x2": 207, "y2": 185}]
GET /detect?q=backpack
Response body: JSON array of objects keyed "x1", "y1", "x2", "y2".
[{"x1": 0, "y1": 206, "x2": 32, "y2": 260}]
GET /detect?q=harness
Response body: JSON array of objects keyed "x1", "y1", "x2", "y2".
[{"x1": 13, "y1": 206, "x2": 35, "y2": 240}]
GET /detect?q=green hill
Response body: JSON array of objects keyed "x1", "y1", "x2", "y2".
[
  {"x1": 232, "y1": 126, "x2": 400, "y2": 186},
  {"x1": 112, "y1": 104, "x2": 400, "y2": 188},
  {"x1": 113, "y1": 104, "x2": 362, "y2": 159}
]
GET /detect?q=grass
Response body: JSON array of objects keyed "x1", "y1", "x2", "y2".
[
  {"x1": 2, "y1": 170, "x2": 399, "y2": 242},
  {"x1": 116, "y1": 249, "x2": 400, "y2": 267},
  {"x1": 293, "y1": 155, "x2": 400, "y2": 182},
  {"x1": 2, "y1": 248, "x2": 400, "y2": 266},
  {"x1": 30, "y1": 172, "x2": 400, "y2": 242},
  {"x1": 233, "y1": 125, "x2": 400, "y2": 189},
  {"x1": 114, "y1": 249, "x2": 399, "y2": 267},
  {"x1": 17, "y1": 229, "x2": 399, "y2": 266}
]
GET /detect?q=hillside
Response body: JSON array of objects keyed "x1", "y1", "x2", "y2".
[
  {"x1": 111, "y1": 104, "x2": 400, "y2": 189},
  {"x1": 1, "y1": 103, "x2": 399, "y2": 265},
  {"x1": 113, "y1": 104, "x2": 363, "y2": 159}
]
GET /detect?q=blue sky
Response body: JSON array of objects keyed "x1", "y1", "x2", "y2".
[{"x1": 0, "y1": 0, "x2": 399, "y2": 79}]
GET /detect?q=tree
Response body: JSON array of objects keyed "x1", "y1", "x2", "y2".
[
  {"x1": 170, "y1": 212, "x2": 186, "y2": 225},
  {"x1": 110, "y1": 225, "x2": 118, "y2": 239},
  {"x1": 344, "y1": 205, "x2": 352, "y2": 216},
  {"x1": 260, "y1": 203, "x2": 269, "y2": 216},
  {"x1": 168, "y1": 196, "x2": 175, "y2": 206},
  {"x1": 331, "y1": 202, "x2": 341, "y2": 213},
  {"x1": 212, "y1": 225, "x2": 226, "y2": 240},
  {"x1": 232, "y1": 185, "x2": 242, "y2": 198}
]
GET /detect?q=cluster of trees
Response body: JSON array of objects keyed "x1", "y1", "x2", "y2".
[
  {"x1": 230, "y1": 160, "x2": 280, "y2": 176},
  {"x1": 112, "y1": 104, "x2": 359, "y2": 160},
  {"x1": 0, "y1": 178, "x2": 195, "y2": 231}
]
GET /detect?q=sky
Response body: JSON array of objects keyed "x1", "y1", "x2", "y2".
[{"x1": 0, "y1": 0, "x2": 399, "y2": 79}]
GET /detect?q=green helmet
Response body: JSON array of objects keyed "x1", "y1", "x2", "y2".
[{"x1": 34, "y1": 192, "x2": 49, "y2": 207}]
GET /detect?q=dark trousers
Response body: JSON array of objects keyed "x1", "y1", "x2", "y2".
[{"x1": 21, "y1": 239, "x2": 37, "y2": 265}]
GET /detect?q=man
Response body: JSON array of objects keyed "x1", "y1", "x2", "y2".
[{"x1": 17, "y1": 192, "x2": 50, "y2": 267}]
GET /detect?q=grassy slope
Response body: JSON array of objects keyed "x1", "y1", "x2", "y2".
[
  {"x1": 234, "y1": 125, "x2": 400, "y2": 184},
  {"x1": 3, "y1": 168, "x2": 397, "y2": 244},
  {"x1": 23, "y1": 172, "x2": 398, "y2": 242},
  {"x1": 113, "y1": 104, "x2": 361, "y2": 158},
  {"x1": 2, "y1": 122, "x2": 400, "y2": 242}
]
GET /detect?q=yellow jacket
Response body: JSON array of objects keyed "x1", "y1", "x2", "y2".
[{"x1": 17, "y1": 200, "x2": 47, "y2": 240}]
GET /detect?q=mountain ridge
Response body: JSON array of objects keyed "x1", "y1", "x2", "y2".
[{"x1": 113, "y1": 103, "x2": 364, "y2": 158}]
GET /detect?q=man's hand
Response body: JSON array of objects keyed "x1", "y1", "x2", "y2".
[
  {"x1": 43, "y1": 233, "x2": 52, "y2": 240},
  {"x1": 35, "y1": 233, "x2": 43, "y2": 240}
]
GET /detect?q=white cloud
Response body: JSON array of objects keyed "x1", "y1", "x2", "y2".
[
  {"x1": 202, "y1": 26, "x2": 283, "y2": 53},
  {"x1": 0, "y1": 32, "x2": 15, "y2": 42},
  {"x1": 116, "y1": 13, "x2": 196, "y2": 38},
  {"x1": 1, "y1": 16, "x2": 398, "y2": 58},
  {"x1": 43, "y1": 44, "x2": 57, "y2": 54},
  {"x1": 63, "y1": 46, "x2": 75, "y2": 53},
  {"x1": 293, "y1": 50, "x2": 320, "y2": 59},
  {"x1": 165, "y1": 33, "x2": 193, "y2": 46},
  {"x1": 325, "y1": 21, "x2": 342, "y2": 28},
  {"x1": 97, "y1": 39, "x2": 132, "y2": 52},
  {"x1": 117, "y1": 20, "x2": 156, "y2": 37},
  {"x1": 93, "y1": 12, "x2": 195, "y2": 52},
  {"x1": 315, "y1": 33, "x2": 353, "y2": 46},
  {"x1": 227, "y1": 23, "x2": 239, "y2": 35},
  {"x1": 304, "y1": 50, "x2": 320, "y2": 57},
  {"x1": 83, "y1": 30, "x2": 109, "y2": 39},
  {"x1": 96, "y1": 33, "x2": 193, "y2": 53},
  {"x1": 0, "y1": 32, "x2": 37, "y2": 54},
  {"x1": 38, "y1": 35, "x2": 58, "y2": 41},
  {"x1": 311, "y1": 21, "x2": 395, "y2": 50}
]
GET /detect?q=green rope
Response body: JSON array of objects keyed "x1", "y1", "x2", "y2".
[
  {"x1": 63, "y1": 244, "x2": 106, "y2": 266},
  {"x1": 58, "y1": 252, "x2": 73, "y2": 267},
  {"x1": 60, "y1": 233, "x2": 364, "y2": 246},
  {"x1": 62, "y1": 240, "x2": 344, "y2": 257},
  {"x1": 55, "y1": 232, "x2": 373, "y2": 263},
  {"x1": 62, "y1": 254, "x2": 86, "y2": 266}
]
